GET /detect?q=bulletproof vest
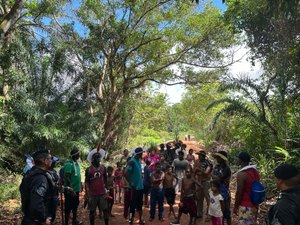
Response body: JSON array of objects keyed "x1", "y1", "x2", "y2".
[{"x1": 20, "y1": 167, "x2": 56, "y2": 217}]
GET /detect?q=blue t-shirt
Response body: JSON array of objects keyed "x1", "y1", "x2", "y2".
[
  {"x1": 143, "y1": 165, "x2": 151, "y2": 187},
  {"x1": 126, "y1": 157, "x2": 144, "y2": 190}
]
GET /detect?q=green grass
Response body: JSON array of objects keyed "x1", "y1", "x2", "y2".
[{"x1": 0, "y1": 171, "x2": 21, "y2": 202}]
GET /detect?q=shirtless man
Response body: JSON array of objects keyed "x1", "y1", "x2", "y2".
[
  {"x1": 106, "y1": 166, "x2": 115, "y2": 217},
  {"x1": 163, "y1": 165, "x2": 178, "y2": 219},
  {"x1": 171, "y1": 168, "x2": 202, "y2": 225},
  {"x1": 149, "y1": 162, "x2": 165, "y2": 221},
  {"x1": 194, "y1": 151, "x2": 212, "y2": 219}
]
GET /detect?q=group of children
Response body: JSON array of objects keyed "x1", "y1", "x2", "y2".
[{"x1": 104, "y1": 146, "x2": 226, "y2": 225}]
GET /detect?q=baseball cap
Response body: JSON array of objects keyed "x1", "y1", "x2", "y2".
[
  {"x1": 238, "y1": 152, "x2": 251, "y2": 163},
  {"x1": 274, "y1": 163, "x2": 300, "y2": 180}
]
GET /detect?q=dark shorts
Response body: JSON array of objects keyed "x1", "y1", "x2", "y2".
[
  {"x1": 64, "y1": 191, "x2": 80, "y2": 212},
  {"x1": 130, "y1": 189, "x2": 143, "y2": 211},
  {"x1": 88, "y1": 194, "x2": 108, "y2": 211},
  {"x1": 223, "y1": 197, "x2": 231, "y2": 220},
  {"x1": 107, "y1": 189, "x2": 115, "y2": 205},
  {"x1": 143, "y1": 185, "x2": 151, "y2": 195},
  {"x1": 179, "y1": 196, "x2": 197, "y2": 217},
  {"x1": 165, "y1": 188, "x2": 176, "y2": 205},
  {"x1": 21, "y1": 217, "x2": 40, "y2": 225}
]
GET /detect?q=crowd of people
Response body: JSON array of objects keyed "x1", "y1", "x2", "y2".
[{"x1": 19, "y1": 141, "x2": 300, "y2": 225}]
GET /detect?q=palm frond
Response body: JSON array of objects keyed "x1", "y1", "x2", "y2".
[
  {"x1": 206, "y1": 97, "x2": 234, "y2": 111},
  {"x1": 209, "y1": 98, "x2": 260, "y2": 128}
]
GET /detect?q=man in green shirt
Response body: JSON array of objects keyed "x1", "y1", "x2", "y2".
[
  {"x1": 64, "y1": 147, "x2": 83, "y2": 225},
  {"x1": 125, "y1": 147, "x2": 145, "y2": 225}
]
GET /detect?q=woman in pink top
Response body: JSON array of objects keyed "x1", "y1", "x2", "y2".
[
  {"x1": 186, "y1": 149, "x2": 196, "y2": 167},
  {"x1": 143, "y1": 148, "x2": 160, "y2": 172}
]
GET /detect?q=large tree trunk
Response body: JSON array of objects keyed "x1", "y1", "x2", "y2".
[
  {"x1": 0, "y1": 0, "x2": 24, "y2": 39},
  {"x1": 102, "y1": 98, "x2": 121, "y2": 153}
]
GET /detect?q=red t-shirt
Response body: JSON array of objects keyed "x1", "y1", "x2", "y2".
[{"x1": 86, "y1": 166, "x2": 106, "y2": 196}]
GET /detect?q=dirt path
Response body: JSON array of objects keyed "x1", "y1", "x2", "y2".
[
  {"x1": 52, "y1": 193, "x2": 212, "y2": 225},
  {"x1": 0, "y1": 139, "x2": 272, "y2": 225}
]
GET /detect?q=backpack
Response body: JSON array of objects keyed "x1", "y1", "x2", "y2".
[{"x1": 250, "y1": 178, "x2": 265, "y2": 205}]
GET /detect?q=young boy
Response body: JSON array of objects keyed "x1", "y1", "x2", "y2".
[
  {"x1": 163, "y1": 165, "x2": 178, "y2": 219},
  {"x1": 114, "y1": 162, "x2": 123, "y2": 204},
  {"x1": 171, "y1": 168, "x2": 201, "y2": 225},
  {"x1": 107, "y1": 166, "x2": 115, "y2": 217},
  {"x1": 149, "y1": 162, "x2": 165, "y2": 222},
  {"x1": 143, "y1": 158, "x2": 151, "y2": 208},
  {"x1": 123, "y1": 157, "x2": 131, "y2": 220}
]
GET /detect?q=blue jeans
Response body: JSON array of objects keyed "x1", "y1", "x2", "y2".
[{"x1": 150, "y1": 188, "x2": 165, "y2": 219}]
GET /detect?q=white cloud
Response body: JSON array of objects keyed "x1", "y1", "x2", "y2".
[
  {"x1": 159, "y1": 45, "x2": 263, "y2": 104},
  {"x1": 228, "y1": 46, "x2": 263, "y2": 79},
  {"x1": 158, "y1": 84, "x2": 186, "y2": 104}
]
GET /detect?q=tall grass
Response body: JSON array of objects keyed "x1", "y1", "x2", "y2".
[{"x1": 0, "y1": 168, "x2": 21, "y2": 202}]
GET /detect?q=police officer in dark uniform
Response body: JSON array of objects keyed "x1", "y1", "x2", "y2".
[
  {"x1": 20, "y1": 149, "x2": 57, "y2": 225},
  {"x1": 267, "y1": 164, "x2": 300, "y2": 225}
]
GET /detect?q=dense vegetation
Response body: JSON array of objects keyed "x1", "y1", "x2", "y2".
[{"x1": 0, "y1": 0, "x2": 299, "y2": 201}]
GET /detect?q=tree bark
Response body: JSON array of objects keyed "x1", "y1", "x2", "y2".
[{"x1": 0, "y1": 0, "x2": 24, "y2": 39}]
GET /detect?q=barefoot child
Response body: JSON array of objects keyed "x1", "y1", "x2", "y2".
[
  {"x1": 171, "y1": 168, "x2": 201, "y2": 225},
  {"x1": 123, "y1": 157, "x2": 131, "y2": 220},
  {"x1": 114, "y1": 162, "x2": 123, "y2": 203},
  {"x1": 186, "y1": 149, "x2": 196, "y2": 167},
  {"x1": 208, "y1": 180, "x2": 224, "y2": 225},
  {"x1": 143, "y1": 158, "x2": 151, "y2": 208},
  {"x1": 149, "y1": 162, "x2": 165, "y2": 221},
  {"x1": 107, "y1": 166, "x2": 115, "y2": 217},
  {"x1": 163, "y1": 165, "x2": 178, "y2": 219}
]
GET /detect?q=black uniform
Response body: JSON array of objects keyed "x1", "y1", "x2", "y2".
[
  {"x1": 267, "y1": 186, "x2": 300, "y2": 225},
  {"x1": 20, "y1": 166, "x2": 57, "y2": 225}
]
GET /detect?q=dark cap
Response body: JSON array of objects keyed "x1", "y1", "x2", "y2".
[
  {"x1": 92, "y1": 152, "x2": 102, "y2": 159},
  {"x1": 133, "y1": 147, "x2": 145, "y2": 156},
  {"x1": 274, "y1": 163, "x2": 300, "y2": 180},
  {"x1": 32, "y1": 149, "x2": 50, "y2": 160},
  {"x1": 70, "y1": 147, "x2": 80, "y2": 156},
  {"x1": 238, "y1": 152, "x2": 251, "y2": 163}
]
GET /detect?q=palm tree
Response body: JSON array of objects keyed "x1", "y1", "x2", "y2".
[{"x1": 206, "y1": 75, "x2": 278, "y2": 141}]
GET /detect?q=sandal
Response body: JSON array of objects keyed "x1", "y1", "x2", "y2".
[{"x1": 139, "y1": 219, "x2": 146, "y2": 225}]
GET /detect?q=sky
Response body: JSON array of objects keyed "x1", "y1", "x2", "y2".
[{"x1": 159, "y1": 46, "x2": 263, "y2": 104}]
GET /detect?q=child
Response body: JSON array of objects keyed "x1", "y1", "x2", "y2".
[
  {"x1": 143, "y1": 158, "x2": 151, "y2": 208},
  {"x1": 149, "y1": 162, "x2": 165, "y2": 222},
  {"x1": 114, "y1": 162, "x2": 123, "y2": 203},
  {"x1": 171, "y1": 168, "x2": 201, "y2": 225},
  {"x1": 208, "y1": 180, "x2": 224, "y2": 225},
  {"x1": 107, "y1": 166, "x2": 115, "y2": 217},
  {"x1": 186, "y1": 149, "x2": 195, "y2": 166},
  {"x1": 123, "y1": 157, "x2": 131, "y2": 220},
  {"x1": 163, "y1": 165, "x2": 178, "y2": 219}
]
